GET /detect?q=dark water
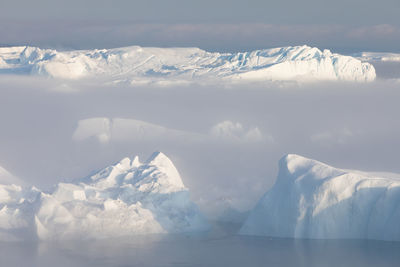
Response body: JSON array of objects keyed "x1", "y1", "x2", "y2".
[{"x1": 1, "y1": 224, "x2": 400, "y2": 267}]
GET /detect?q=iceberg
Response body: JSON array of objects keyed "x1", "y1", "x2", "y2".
[
  {"x1": 353, "y1": 52, "x2": 400, "y2": 62},
  {"x1": 240, "y1": 154, "x2": 400, "y2": 241},
  {"x1": 0, "y1": 45, "x2": 375, "y2": 83},
  {"x1": 0, "y1": 152, "x2": 209, "y2": 241},
  {"x1": 72, "y1": 117, "x2": 197, "y2": 144}
]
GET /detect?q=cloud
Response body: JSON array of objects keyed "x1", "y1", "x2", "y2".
[
  {"x1": 347, "y1": 24, "x2": 400, "y2": 39},
  {"x1": 1, "y1": 21, "x2": 400, "y2": 52},
  {"x1": 210, "y1": 120, "x2": 270, "y2": 143},
  {"x1": 310, "y1": 128, "x2": 354, "y2": 146},
  {"x1": 72, "y1": 117, "x2": 111, "y2": 144}
]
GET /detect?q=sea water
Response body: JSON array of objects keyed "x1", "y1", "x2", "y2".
[{"x1": 2, "y1": 223, "x2": 399, "y2": 267}]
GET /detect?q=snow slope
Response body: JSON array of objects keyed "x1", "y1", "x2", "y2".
[
  {"x1": 0, "y1": 45, "x2": 375, "y2": 83},
  {"x1": 240, "y1": 154, "x2": 400, "y2": 241},
  {"x1": 0, "y1": 152, "x2": 208, "y2": 241}
]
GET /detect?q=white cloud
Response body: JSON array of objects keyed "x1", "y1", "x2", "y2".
[
  {"x1": 310, "y1": 128, "x2": 354, "y2": 145},
  {"x1": 72, "y1": 117, "x2": 111, "y2": 144},
  {"x1": 210, "y1": 120, "x2": 270, "y2": 143},
  {"x1": 1, "y1": 21, "x2": 399, "y2": 53}
]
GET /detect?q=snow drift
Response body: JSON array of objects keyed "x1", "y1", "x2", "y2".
[
  {"x1": 240, "y1": 154, "x2": 400, "y2": 241},
  {"x1": 0, "y1": 152, "x2": 209, "y2": 241},
  {"x1": 0, "y1": 45, "x2": 375, "y2": 83}
]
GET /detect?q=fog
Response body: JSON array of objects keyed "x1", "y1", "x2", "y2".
[
  {"x1": 3, "y1": 234, "x2": 400, "y2": 267},
  {"x1": 0, "y1": 75, "x2": 399, "y2": 219}
]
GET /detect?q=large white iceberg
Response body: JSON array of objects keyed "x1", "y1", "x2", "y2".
[
  {"x1": 240, "y1": 154, "x2": 400, "y2": 241},
  {"x1": 0, "y1": 45, "x2": 375, "y2": 82},
  {"x1": 0, "y1": 152, "x2": 209, "y2": 241}
]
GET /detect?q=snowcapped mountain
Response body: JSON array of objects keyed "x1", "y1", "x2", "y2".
[
  {"x1": 240, "y1": 154, "x2": 400, "y2": 241},
  {"x1": 0, "y1": 152, "x2": 209, "y2": 241},
  {"x1": 0, "y1": 45, "x2": 375, "y2": 83}
]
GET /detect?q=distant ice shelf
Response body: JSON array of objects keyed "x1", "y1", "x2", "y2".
[
  {"x1": 0, "y1": 45, "x2": 376, "y2": 83},
  {"x1": 0, "y1": 152, "x2": 209, "y2": 241},
  {"x1": 353, "y1": 52, "x2": 400, "y2": 62},
  {"x1": 240, "y1": 154, "x2": 400, "y2": 241}
]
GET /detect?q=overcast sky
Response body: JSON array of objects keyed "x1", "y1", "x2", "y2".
[
  {"x1": 1, "y1": 1, "x2": 400, "y2": 52},
  {"x1": 2, "y1": 0, "x2": 400, "y2": 25}
]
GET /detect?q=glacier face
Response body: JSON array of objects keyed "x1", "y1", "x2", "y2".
[
  {"x1": 240, "y1": 154, "x2": 400, "y2": 241},
  {"x1": 0, "y1": 45, "x2": 375, "y2": 83},
  {"x1": 0, "y1": 152, "x2": 209, "y2": 241}
]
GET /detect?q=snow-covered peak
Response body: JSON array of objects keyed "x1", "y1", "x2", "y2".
[
  {"x1": 19, "y1": 46, "x2": 54, "y2": 64},
  {"x1": 0, "y1": 45, "x2": 376, "y2": 83},
  {"x1": 88, "y1": 152, "x2": 185, "y2": 193},
  {"x1": 146, "y1": 151, "x2": 169, "y2": 164},
  {"x1": 131, "y1": 155, "x2": 141, "y2": 168}
]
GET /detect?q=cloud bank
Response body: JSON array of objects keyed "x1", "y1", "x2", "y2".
[{"x1": 1, "y1": 22, "x2": 399, "y2": 53}]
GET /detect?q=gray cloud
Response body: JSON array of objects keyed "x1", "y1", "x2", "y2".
[
  {"x1": 2, "y1": 0, "x2": 400, "y2": 26},
  {"x1": 0, "y1": 21, "x2": 399, "y2": 53}
]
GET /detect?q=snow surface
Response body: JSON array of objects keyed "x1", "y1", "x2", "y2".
[
  {"x1": 240, "y1": 154, "x2": 400, "y2": 241},
  {"x1": 0, "y1": 152, "x2": 209, "y2": 241},
  {"x1": 0, "y1": 45, "x2": 375, "y2": 83}
]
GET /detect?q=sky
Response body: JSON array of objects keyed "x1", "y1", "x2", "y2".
[
  {"x1": 2, "y1": 0, "x2": 400, "y2": 25},
  {"x1": 1, "y1": 0, "x2": 400, "y2": 52}
]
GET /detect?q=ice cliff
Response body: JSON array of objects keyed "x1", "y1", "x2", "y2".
[
  {"x1": 240, "y1": 154, "x2": 400, "y2": 241},
  {"x1": 0, "y1": 45, "x2": 375, "y2": 83},
  {"x1": 0, "y1": 152, "x2": 209, "y2": 241}
]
